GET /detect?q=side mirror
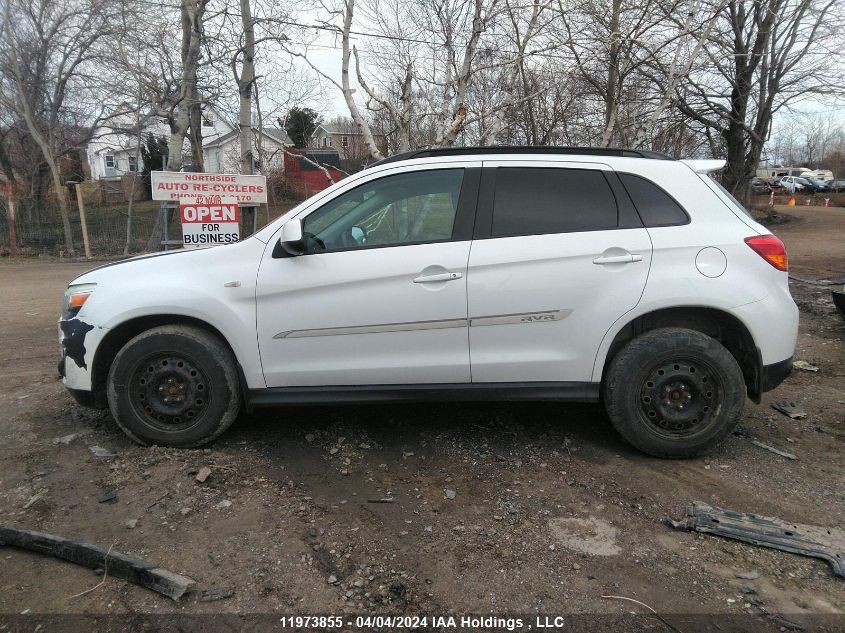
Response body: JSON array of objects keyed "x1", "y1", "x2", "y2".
[{"x1": 279, "y1": 219, "x2": 305, "y2": 256}]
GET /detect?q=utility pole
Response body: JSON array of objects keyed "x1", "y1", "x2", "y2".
[{"x1": 69, "y1": 182, "x2": 91, "y2": 259}]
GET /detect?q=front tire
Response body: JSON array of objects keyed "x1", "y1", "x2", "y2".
[
  {"x1": 107, "y1": 325, "x2": 241, "y2": 447},
  {"x1": 603, "y1": 327, "x2": 745, "y2": 458}
]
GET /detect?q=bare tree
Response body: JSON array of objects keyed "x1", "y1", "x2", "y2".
[
  {"x1": 676, "y1": 0, "x2": 842, "y2": 201},
  {"x1": 0, "y1": 0, "x2": 115, "y2": 254}
]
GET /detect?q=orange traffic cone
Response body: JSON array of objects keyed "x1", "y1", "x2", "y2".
[{"x1": 787, "y1": 197, "x2": 796, "y2": 206}]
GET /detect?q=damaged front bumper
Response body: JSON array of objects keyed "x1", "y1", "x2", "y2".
[{"x1": 58, "y1": 317, "x2": 107, "y2": 405}]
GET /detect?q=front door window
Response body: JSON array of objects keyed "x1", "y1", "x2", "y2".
[{"x1": 302, "y1": 169, "x2": 464, "y2": 253}]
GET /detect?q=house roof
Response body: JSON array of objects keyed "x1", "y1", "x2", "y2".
[{"x1": 204, "y1": 127, "x2": 292, "y2": 148}]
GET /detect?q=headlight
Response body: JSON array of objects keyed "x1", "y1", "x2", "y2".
[{"x1": 62, "y1": 283, "x2": 96, "y2": 320}]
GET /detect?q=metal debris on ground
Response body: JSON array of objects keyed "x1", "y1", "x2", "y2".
[
  {"x1": 771, "y1": 400, "x2": 808, "y2": 420},
  {"x1": 792, "y1": 360, "x2": 819, "y2": 372},
  {"x1": 366, "y1": 498, "x2": 394, "y2": 503},
  {"x1": 749, "y1": 439, "x2": 797, "y2": 460},
  {"x1": 667, "y1": 502, "x2": 845, "y2": 579},
  {"x1": 96, "y1": 491, "x2": 118, "y2": 504},
  {"x1": 199, "y1": 587, "x2": 234, "y2": 602},
  {"x1": 89, "y1": 445, "x2": 116, "y2": 458},
  {"x1": 0, "y1": 527, "x2": 196, "y2": 599}
]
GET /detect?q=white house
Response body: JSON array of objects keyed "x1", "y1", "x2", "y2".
[
  {"x1": 86, "y1": 106, "x2": 235, "y2": 180},
  {"x1": 310, "y1": 120, "x2": 387, "y2": 158},
  {"x1": 203, "y1": 127, "x2": 293, "y2": 174}
]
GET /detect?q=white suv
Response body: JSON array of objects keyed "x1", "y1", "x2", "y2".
[{"x1": 59, "y1": 147, "x2": 798, "y2": 458}]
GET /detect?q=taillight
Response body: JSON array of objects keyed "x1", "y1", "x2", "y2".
[{"x1": 745, "y1": 235, "x2": 788, "y2": 271}]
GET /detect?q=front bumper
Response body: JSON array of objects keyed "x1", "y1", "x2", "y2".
[
  {"x1": 58, "y1": 317, "x2": 106, "y2": 394},
  {"x1": 760, "y1": 356, "x2": 793, "y2": 393}
]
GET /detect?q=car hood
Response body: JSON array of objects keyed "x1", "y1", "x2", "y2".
[{"x1": 69, "y1": 249, "x2": 197, "y2": 285}]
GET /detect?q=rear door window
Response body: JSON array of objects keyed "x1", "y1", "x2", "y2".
[{"x1": 491, "y1": 167, "x2": 618, "y2": 237}]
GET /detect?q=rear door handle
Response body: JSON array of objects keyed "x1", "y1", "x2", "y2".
[
  {"x1": 593, "y1": 253, "x2": 643, "y2": 265},
  {"x1": 413, "y1": 271, "x2": 463, "y2": 283}
]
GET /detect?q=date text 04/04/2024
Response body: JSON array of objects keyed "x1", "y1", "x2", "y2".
[{"x1": 276, "y1": 616, "x2": 567, "y2": 630}]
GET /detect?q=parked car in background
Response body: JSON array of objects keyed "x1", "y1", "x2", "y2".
[
  {"x1": 826, "y1": 179, "x2": 845, "y2": 192},
  {"x1": 805, "y1": 178, "x2": 831, "y2": 193},
  {"x1": 751, "y1": 178, "x2": 773, "y2": 195},
  {"x1": 779, "y1": 176, "x2": 807, "y2": 193}
]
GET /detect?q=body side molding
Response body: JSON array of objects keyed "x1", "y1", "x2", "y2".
[{"x1": 273, "y1": 310, "x2": 572, "y2": 339}]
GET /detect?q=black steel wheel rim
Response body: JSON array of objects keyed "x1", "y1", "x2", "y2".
[
  {"x1": 128, "y1": 352, "x2": 211, "y2": 433},
  {"x1": 638, "y1": 356, "x2": 721, "y2": 439}
]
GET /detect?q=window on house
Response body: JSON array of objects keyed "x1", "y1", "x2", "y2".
[
  {"x1": 202, "y1": 114, "x2": 214, "y2": 127},
  {"x1": 322, "y1": 137, "x2": 328, "y2": 147},
  {"x1": 104, "y1": 155, "x2": 115, "y2": 169},
  {"x1": 341, "y1": 135, "x2": 349, "y2": 148},
  {"x1": 127, "y1": 155, "x2": 137, "y2": 172}
]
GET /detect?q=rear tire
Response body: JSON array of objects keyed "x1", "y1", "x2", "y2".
[
  {"x1": 603, "y1": 327, "x2": 745, "y2": 458},
  {"x1": 107, "y1": 325, "x2": 241, "y2": 447}
]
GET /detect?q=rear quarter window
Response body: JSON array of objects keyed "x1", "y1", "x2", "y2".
[{"x1": 618, "y1": 173, "x2": 689, "y2": 226}]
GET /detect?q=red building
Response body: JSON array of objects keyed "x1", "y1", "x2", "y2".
[{"x1": 283, "y1": 149, "x2": 345, "y2": 196}]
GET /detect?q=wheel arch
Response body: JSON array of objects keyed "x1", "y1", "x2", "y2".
[
  {"x1": 596, "y1": 306, "x2": 763, "y2": 403},
  {"x1": 89, "y1": 314, "x2": 246, "y2": 409}
]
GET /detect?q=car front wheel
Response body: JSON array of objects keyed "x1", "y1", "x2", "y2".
[
  {"x1": 603, "y1": 327, "x2": 745, "y2": 458},
  {"x1": 107, "y1": 325, "x2": 241, "y2": 447}
]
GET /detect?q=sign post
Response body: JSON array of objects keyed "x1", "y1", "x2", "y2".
[{"x1": 151, "y1": 172, "x2": 267, "y2": 250}]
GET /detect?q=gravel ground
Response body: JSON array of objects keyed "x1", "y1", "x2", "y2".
[{"x1": 0, "y1": 205, "x2": 843, "y2": 632}]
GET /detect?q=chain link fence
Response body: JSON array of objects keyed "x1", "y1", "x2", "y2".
[{"x1": 0, "y1": 189, "x2": 302, "y2": 258}]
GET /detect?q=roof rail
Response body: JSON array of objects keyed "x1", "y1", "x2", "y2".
[{"x1": 368, "y1": 145, "x2": 674, "y2": 168}]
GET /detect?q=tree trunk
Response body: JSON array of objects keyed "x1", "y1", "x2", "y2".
[
  {"x1": 168, "y1": 0, "x2": 207, "y2": 171},
  {"x1": 238, "y1": 0, "x2": 255, "y2": 177},
  {"x1": 22, "y1": 116, "x2": 75, "y2": 254},
  {"x1": 601, "y1": 0, "x2": 622, "y2": 147},
  {"x1": 237, "y1": 0, "x2": 256, "y2": 235},
  {"x1": 188, "y1": 91, "x2": 204, "y2": 171},
  {"x1": 340, "y1": 0, "x2": 384, "y2": 160}
]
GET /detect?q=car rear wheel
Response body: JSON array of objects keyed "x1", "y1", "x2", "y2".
[
  {"x1": 107, "y1": 325, "x2": 241, "y2": 447},
  {"x1": 603, "y1": 327, "x2": 745, "y2": 458}
]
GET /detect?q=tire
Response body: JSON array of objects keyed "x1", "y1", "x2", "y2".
[
  {"x1": 107, "y1": 325, "x2": 241, "y2": 447},
  {"x1": 603, "y1": 327, "x2": 745, "y2": 458}
]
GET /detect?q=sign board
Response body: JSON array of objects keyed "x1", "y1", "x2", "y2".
[
  {"x1": 180, "y1": 201, "x2": 240, "y2": 248},
  {"x1": 151, "y1": 171, "x2": 267, "y2": 204}
]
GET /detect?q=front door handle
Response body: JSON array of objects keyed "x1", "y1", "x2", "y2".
[
  {"x1": 593, "y1": 253, "x2": 643, "y2": 265},
  {"x1": 413, "y1": 271, "x2": 463, "y2": 283}
]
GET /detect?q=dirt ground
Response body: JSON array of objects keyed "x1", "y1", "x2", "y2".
[{"x1": 0, "y1": 205, "x2": 843, "y2": 632}]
